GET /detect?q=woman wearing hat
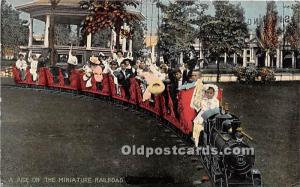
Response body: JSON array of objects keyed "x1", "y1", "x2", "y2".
[{"x1": 89, "y1": 56, "x2": 103, "y2": 90}]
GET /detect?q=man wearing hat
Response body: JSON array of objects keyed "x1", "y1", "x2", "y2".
[{"x1": 117, "y1": 60, "x2": 133, "y2": 99}]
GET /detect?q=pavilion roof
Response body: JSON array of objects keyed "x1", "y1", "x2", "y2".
[{"x1": 16, "y1": 0, "x2": 145, "y2": 24}]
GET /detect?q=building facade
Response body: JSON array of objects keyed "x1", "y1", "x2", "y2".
[{"x1": 193, "y1": 32, "x2": 300, "y2": 69}]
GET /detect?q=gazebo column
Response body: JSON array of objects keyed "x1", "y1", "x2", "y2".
[
  {"x1": 44, "y1": 15, "x2": 50, "y2": 47},
  {"x1": 111, "y1": 28, "x2": 116, "y2": 51},
  {"x1": 122, "y1": 37, "x2": 127, "y2": 53},
  {"x1": 86, "y1": 33, "x2": 92, "y2": 50},
  {"x1": 122, "y1": 23, "x2": 127, "y2": 53},
  {"x1": 233, "y1": 53, "x2": 237, "y2": 65},
  {"x1": 280, "y1": 50, "x2": 283, "y2": 68},
  {"x1": 77, "y1": 25, "x2": 80, "y2": 46},
  {"x1": 28, "y1": 18, "x2": 33, "y2": 47},
  {"x1": 151, "y1": 45, "x2": 155, "y2": 63},
  {"x1": 276, "y1": 48, "x2": 280, "y2": 68},
  {"x1": 255, "y1": 55, "x2": 258, "y2": 66},
  {"x1": 199, "y1": 41, "x2": 204, "y2": 60},
  {"x1": 292, "y1": 51, "x2": 295, "y2": 68},
  {"x1": 250, "y1": 48, "x2": 254, "y2": 61},
  {"x1": 128, "y1": 26, "x2": 132, "y2": 56},
  {"x1": 224, "y1": 52, "x2": 227, "y2": 64},
  {"x1": 243, "y1": 49, "x2": 247, "y2": 67},
  {"x1": 129, "y1": 39, "x2": 132, "y2": 55}
]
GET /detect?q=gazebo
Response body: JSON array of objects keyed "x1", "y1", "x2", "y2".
[{"x1": 16, "y1": 0, "x2": 145, "y2": 64}]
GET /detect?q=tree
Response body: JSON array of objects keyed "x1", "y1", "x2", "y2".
[
  {"x1": 131, "y1": 22, "x2": 145, "y2": 58},
  {"x1": 196, "y1": 1, "x2": 248, "y2": 81},
  {"x1": 80, "y1": 0, "x2": 141, "y2": 51},
  {"x1": 157, "y1": 1, "x2": 197, "y2": 66},
  {"x1": 1, "y1": 0, "x2": 28, "y2": 57},
  {"x1": 55, "y1": 24, "x2": 72, "y2": 45},
  {"x1": 92, "y1": 28, "x2": 111, "y2": 48},
  {"x1": 256, "y1": 1, "x2": 280, "y2": 67},
  {"x1": 211, "y1": 1, "x2": 248, "y2": 54}
]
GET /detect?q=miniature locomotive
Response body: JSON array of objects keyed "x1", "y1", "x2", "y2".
[{"x1": 200, "y1": 109, "x2": 262, "y2": 187}]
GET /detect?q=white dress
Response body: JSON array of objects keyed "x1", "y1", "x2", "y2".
[
  {"x1": 16, "y1": 59, "x2": 27, "y2": 70},
  {"x1": 193, "y1": 97, "x2": 219, "y2": 124},
  {"x1": 28, "y1": 57, "x2": 38, "y2": 81},
  {"x1": 192, "y1": 84, "x2": 219, "y2": 147}
]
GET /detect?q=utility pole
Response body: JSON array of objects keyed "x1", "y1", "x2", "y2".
[
  {"x1": 282, "y1": 1, "x2": 286, "y2": 67},
  {"x1": 157, "y1": 0, "x2": 160, "y2": 64}
]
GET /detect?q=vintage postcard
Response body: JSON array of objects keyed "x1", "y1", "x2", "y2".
[{"x1": 1, "y1": 0, "x2": 299, "y2": 186}]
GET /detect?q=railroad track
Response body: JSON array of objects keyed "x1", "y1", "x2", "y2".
[{"x1": 1, "y1": 83, "x2": 213, "y2": 186}]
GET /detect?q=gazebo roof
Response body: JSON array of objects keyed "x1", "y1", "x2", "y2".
[
  {"x1": 17, "y1": 0, "x2": 81, "y2": 8},
  {"x1": 16, "y1": 0, "x2": 145, "y2": 25},
  {"x1": 16, "y1": 0, "x2": 86, "y2": 24}
]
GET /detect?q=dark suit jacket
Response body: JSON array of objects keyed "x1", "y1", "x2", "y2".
[
  {"x1": 117, "y1": 69, "x2": 133, "y2": 86},
  {"x1": 182, "y1": 69, "x2": 192, "y2": 84}
]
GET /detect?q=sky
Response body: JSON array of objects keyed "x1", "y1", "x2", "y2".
[{"x1": 6, "y1": 0, "x2": 296, "y2": 35}]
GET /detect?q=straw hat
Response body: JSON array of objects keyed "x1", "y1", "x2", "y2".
[
  {"x1": 89, "y1": 56, "x2": 100, "y2": 65},
  {"x1": 148, "y1": 79, "x2": 165, "y2": 95}
]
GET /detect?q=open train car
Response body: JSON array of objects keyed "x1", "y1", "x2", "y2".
[{"x1": 12, "y1": 67, "x2": 262, "y2": 187}]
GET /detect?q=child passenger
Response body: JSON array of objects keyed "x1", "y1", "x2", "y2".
[
  {"x1": 28, "y1": 51, "x2": 38, "y2": 81},
  {"x1": 192, "y1": 84, "x2": 219, "y2": 147},
  {"x1": 15, "y1": 54, "x2": 28, "y2": 80}
]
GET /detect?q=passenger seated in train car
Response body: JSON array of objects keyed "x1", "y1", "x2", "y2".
[
  {"x1": 89, "y1": 56, "x2": 103, "y2": 90},
  {"x1": 98, "y1": 52, "x2": 112, "y2": 71},
  {"x1": 192, "y1": 84, "x2": 220, "y2": 147},
  {"x1": 124, "y1": 59, "x2": 136, "y2": 75},
  {"x1": 117, "y1": 60, "x2": 134, "y2": 99},
  {"x1": 182, "y1": 61, "x2": 194, "y2": 85},
  {"x1": 112, "y1": 51, "x2": 125, "y2": 67},
  {"x1": 148, "y1": 61, "x2": 167, "y2": 81},
  {"x1": 135, "y1": 61, "x2": 148, "y2": 99},
  {"x1": 67, "y1": 45, "x2": 78, "y2": 79},
  {"x1": 131, "y1": 60, "x2": 141, "y2": 77},
  {"x1": 15, "y1": 53, "x2": 28, "y2": 81},
  {"x1": 159, "y1": 64, "x2": 169, "y2": 82},
  {"x1": 136, "y1": 60, "x2": 148, "y2": 76},
  {"x1": 135, "y1": 62, "x2": 165, "y2": 102},
  {"x1": 178, "y1": 69, "x2": 202, "y2": 90},
  {"x1": 159, "y1": 64, "x2": 172, "y2": 113},
  {"x1": 168, "y1": 68, "x2": 182, "y2": 118},
  {"x1": 28, "y1": 51, "x2": 39, "y2": 82},
  {"x1": 37, "y1": 49, "x2": 49, "y2": 68},
  {"x1": 82, "y1": 62, "x2": 93, "y2": 88},
  {"x1": 103, "y1": 60, "x2": 121, "y2": 95}
]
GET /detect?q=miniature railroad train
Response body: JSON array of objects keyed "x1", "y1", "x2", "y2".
[
  {"x1": 11, "y1": 66, "x2": 262, "y2": 187},
  {"x1": 200, "y1": 111, "x2": 262, "y2": 187}
]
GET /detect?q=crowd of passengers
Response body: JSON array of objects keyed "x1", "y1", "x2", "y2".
[{"x1": 15, "y1": 47, "x2": 220, "y2": 147}]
